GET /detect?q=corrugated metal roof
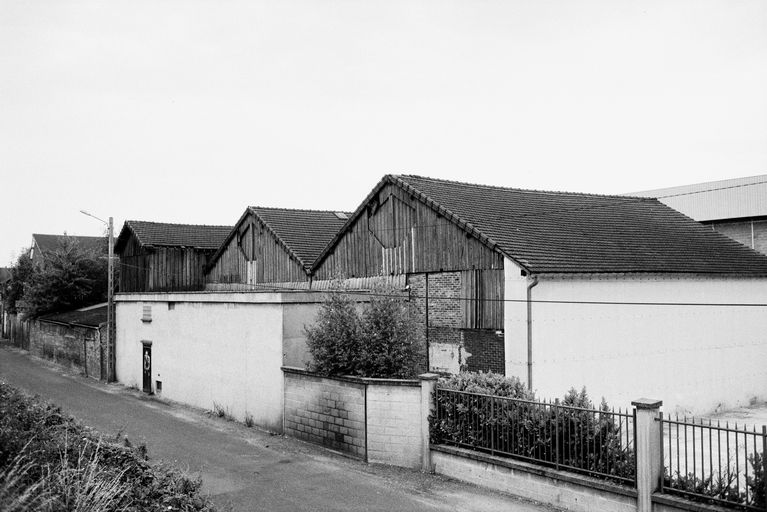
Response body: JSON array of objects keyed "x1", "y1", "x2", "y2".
[{"x1": 628, "y1": 174, "x2": 767, "y2": 222}]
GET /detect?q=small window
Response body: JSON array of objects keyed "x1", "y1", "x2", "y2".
[
  {"x1": 141, "y1": 305, "x2": 152, "y2": 322},
  {"x1": 167, "y1": 302, "x2": 175, "y2": 311},
  {"x1": 156, "y1": 380, "x2": 162, "y2": 393}
]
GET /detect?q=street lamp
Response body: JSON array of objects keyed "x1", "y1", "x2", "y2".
[{"x1": 80, "y1": 210, "x2": 115, "y2": 382}]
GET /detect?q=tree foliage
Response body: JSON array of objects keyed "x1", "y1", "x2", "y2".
[
  {"x1": 305, "y1": 288, "x2": 420, "y2": 379},
  {"x1": 2, "y1": 252, "x2": 35, "y2": 315},
  {"x1": 3, "y1": 236, "x2": 108, "y2": 318}
]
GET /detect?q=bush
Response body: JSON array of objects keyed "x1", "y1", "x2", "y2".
[
  {"x1": 0, "y1": 382, "x2": 217, "y2": 511},
  {"x1": 305, "y1": 288, "x2": 420, "y2": 378},
  {"x1": 305, "y1": 292, "x2": 362, "y2": 377},
  {"x1": 430, "y1": 380, "x2": 636, "y2": 483}
]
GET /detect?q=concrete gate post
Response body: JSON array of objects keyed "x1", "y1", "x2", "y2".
[
  {"x1": 632, "y1": 398, "x2": 663, "y2": 512},
  {"x1": 419, "y1": 373, "x2": 439, "y2": 472}
]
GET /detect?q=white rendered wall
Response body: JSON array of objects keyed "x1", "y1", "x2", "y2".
[
  {"x1": 505, "y1": 261, "x2": 767, "y2": 415},
  {"x1": 116, "y1": 292, "x2": 293, "y2": 432}
]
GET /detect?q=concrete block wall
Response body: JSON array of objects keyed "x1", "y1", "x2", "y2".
[
  {"x1": 282, "y1": 368, "x2": 427, "y2": 467},
  {"x1": 366, "y1": 383, "x2": 421, "y2": 468},
  {"x1": 283, "y1": 370, "x2": 367, "y2": 459}
]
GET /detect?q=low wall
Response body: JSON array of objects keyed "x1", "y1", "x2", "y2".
[
  {"x1": 432, "y1": 446, "x2": 637, "y2": 512},
  {"x1": 282, "y1": 367, "x2": 425, "y2": 467},
  {"x1": 283, "y1": 370, "x2": 367, "y2": 459},
  {"x1": 29, "y1": 320, "x2": 103, "y2": 380},
  {"x1": 432, "y1": 446, "x2": 738, "y2": 512}
]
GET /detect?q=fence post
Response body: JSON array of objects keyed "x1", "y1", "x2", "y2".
[
  {"x1": 419, "y1": 373, "x2": 439, "y2": 473},
  {"x1": 632, "y1": 398, "x2": 663, "y2": 512}
]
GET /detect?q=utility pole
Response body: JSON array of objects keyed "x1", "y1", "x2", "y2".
[
  {"x1": 107, "y1": 216, "x2": 115, "y2": 382},
  {"x1": 80, "y1": 210, "x2": 116, "y2": 382}
]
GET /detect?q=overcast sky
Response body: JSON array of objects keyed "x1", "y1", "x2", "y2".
[{"x1": 1, "y1": 0, "x2": 766, "y2": 264}]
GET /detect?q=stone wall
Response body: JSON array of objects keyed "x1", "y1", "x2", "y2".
[{"x1": 29, "y1": 320, "x2": 103, "y2": 380}]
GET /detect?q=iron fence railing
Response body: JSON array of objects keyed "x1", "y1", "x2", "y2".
[
  {"x1": 433, "y1": 388, "x2": 637, "y2": 486},
  {"x1": 659, "y1": 413, "x2": 767, "y2": 510}
]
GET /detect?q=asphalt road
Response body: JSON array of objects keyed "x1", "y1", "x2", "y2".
[{"x1": 0, "y1": 345, "x2": 557, "y2": 512}]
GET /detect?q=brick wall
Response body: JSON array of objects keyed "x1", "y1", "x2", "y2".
[
  {"x1": 283, "y1": 370, "x2": 367, "y2": 459},
  {"x1": 366, "y1": 383, "x2": 421, "y2": 468},
  {"x1": 28, "y1": 321, "x2": 104, "y2": 380},
  {"x1": 408, "y1": 272, "x2": 505, "y2": 374},
  {"x1": 462, "y1": 329, "x2": 505, "y2": 374}
]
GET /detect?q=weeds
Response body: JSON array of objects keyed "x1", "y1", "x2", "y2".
[
  {"x1": 244, "y1": 412, "x2": 255, "y2": 428},
  {"x1": 0, "y1": 382, "x2": 218, "y2": 511},
  {"x1": 212, "y1": 402, "x2": 234, "y2": 421}
]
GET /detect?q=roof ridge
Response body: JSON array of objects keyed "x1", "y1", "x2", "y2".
[
  {"x1": 248, "y1": 206, "x2": 353, "y2": 215},
  {"x1": 397, "y1": 174, "x2": 656, "y2": 201},
  {"x1": 126, "y1": 220, "x2": 232, "y2": 229}
]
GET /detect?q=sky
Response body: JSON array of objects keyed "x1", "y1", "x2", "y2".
[{"x1": 1, "y1": 0, "x2": 766, "y2": 265}]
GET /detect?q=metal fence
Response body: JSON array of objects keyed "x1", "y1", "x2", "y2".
[
  {"x1": 659, "y1": 413, "x2": 767, "y2": 510},
  {"x1": 433, "y1": 388, "x2": 637, "y2": 486}
]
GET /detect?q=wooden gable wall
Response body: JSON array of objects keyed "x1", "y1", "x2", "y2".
[
  {"x1": 205, "y1": 213, "x2": 308, "y2": 286},
  {"x1": 118, "y1": 233, "x2": 211, "y2": 293},
  {"x1": 313, "y1": 183, "x2": 504, "y2": 280}
]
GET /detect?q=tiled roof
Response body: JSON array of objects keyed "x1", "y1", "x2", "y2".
[
  {"x1": 250, "y1": 207, "x2": 351, "y2": 270},
  {"x1": 33, "y1": 234, "x2": 106, "y2": 255},
  {"x1": 116, "y1": 221, "x2": 232, "y2": 252},
  {"x1": 392, "y1": 175, "x2": 767, "y2": 274},
  {"x1": 39, "y1": 305, "x2": 107, "y2": 328}
]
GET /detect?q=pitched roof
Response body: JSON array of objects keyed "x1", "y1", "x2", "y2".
[
  {"x1": 0, "y1": 267, "x2": 11, "y2": 284},
  {"x1": 115, "y1": 221, "x2": 232, "y2": 253},
  {"x1": 322, "y1": 174, "x2": 767, "y2": 275},
  {"x1": 33, "y1": 234, "x2": 106, "y2": 256},
  {"x1": 250, "y1": 207, "x2": 350, "y2": 270},
  {"x1": 39, "y1": 304, "x2": 107, "y2": 328}
]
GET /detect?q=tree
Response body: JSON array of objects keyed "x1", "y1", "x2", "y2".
[
  {"x1": 2, "y1": 252, "x2": 35, "y2": 315},
  {"x1": 19, "y1": 236, "x2": 108, "y2": 318}
]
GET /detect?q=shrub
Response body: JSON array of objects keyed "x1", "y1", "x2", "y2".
[
  {"x1": 437, "y1": 371, "x2": 533, "y2": 400},
  {"x1": 430, "y1": 381, "x2": 635, "y2": 483},
  {"x1": 305, "y1": 287, "x2": 420, "y2": 378},
  {"x1": 305, "y1": 292, "x2": 362, "y2": 377},
  {"x1": 357, "y1": 293, "x2": 419, "y2": 378}
]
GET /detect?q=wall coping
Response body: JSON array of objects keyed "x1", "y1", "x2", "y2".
[
  {"x1": 651, "y1": 493, "x2": 741, "y2": 512},
  {"x1": 116, "y1": 290, "x2": 372, "y2": 305},
  {"x1": 432, "y1": 445, "x2": 638, "y2": 499},
  {"x1": 282, "y1": 366, "x2": 420, "y2": 387}
]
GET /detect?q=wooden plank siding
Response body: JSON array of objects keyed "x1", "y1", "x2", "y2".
[
  {"x1": 314, "y1": 183, "x2": 504, "y2": 280},
  {"x1": 460, "y1": 269, "x2": 504, "y2": 330},
  {"x1": 118, "y1": 235, "x2": 212, "y2": 292},
  {"x1": 205, "y1": 214, "x2": 309, "y2": 287}
]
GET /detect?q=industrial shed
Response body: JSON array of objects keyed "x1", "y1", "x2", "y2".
[
  {"x1": 205, "y1": 206, "x2": 350, "y2": 289},
  {"x1": 631, "y1": 174, "x2": 767, "y2": 255},
  {"x1": 115, "y1": 221, "x2": 231, "y2": 292},
  {"x1": 312, "y1": 174, "x2": 767, "y2": 414}
]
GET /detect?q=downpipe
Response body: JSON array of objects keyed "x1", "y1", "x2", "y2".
[{"x1": 526, "y1": 275, "x2": 539, "y2": 391}]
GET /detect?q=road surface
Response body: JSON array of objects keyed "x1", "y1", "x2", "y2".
[{"x1": 0, "y1": 345, "x2": 557, "y2": 512}]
